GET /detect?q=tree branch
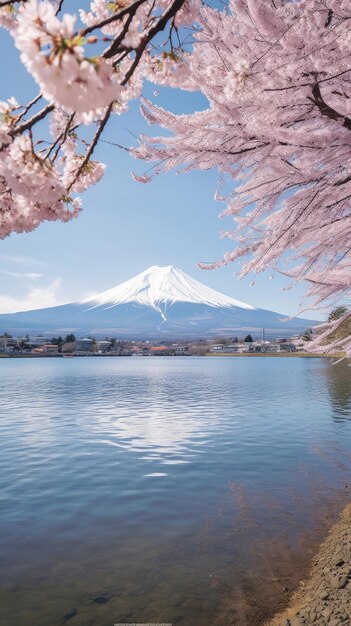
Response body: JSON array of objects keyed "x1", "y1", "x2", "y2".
[
  {"x1": 102, "y1": 0, "x2": 146, "y2": 59},
  {"x1": 308, "y1": 83, "x2": 351, "y2": 131},
  {"x1": 122, "y1": 0, "x2": 186, "y2": 85},
  {"x1": 15, "y1": 93, "x2": 42, "y2": 124},
  {"x1": 0, "y1": 0, "x2": 25, "y2": 6},
  {"x1": 82, "y1": 0, "x2": 146, "y2": 38},
  {"x1": 11, "y1": 104, "x2": 54, "y2": 137},
  {"x1": 67, "y1": 103, "x2": 113, "y2": 192}
]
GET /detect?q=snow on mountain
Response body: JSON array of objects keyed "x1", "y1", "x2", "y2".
[
  {"x1": 0, "y1": 265, "x2": 317, "y2": 338},
  {"x1": 83, "y1": 265, "x2": 256, "y2": 319}
]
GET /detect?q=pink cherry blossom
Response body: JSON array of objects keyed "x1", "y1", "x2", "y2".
[
  {"x1": 0, "y1": 0, "x2": 190, "y2": 239},
  {"x1": 62, "y1": 156, "x2": 106, "y2": 193},
  {"x1": 2, "y1": 0, "x2": 351, "y2": 355},
  {"x1": 13, "y1": 0, "x2": 122, "y2": 115},
  {"x1": 132, "y1": 0, "x2": 351, "y2": 355}
]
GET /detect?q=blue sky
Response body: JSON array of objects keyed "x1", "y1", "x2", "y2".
[{"x1": 0, "y1": 23, "x2": 322, "y2": 321}]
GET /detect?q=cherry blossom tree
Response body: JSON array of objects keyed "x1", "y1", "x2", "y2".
[
  {"x1": 133, "y1": 0, "x2": 351, "y2": 355},
  {"x1": 0, "y1": 0, "x2": 195, "y2": 237},
  {"x1": 2, "y1": 0, "x2": 351, "y2": 355}
]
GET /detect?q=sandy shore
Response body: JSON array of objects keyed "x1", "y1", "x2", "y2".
[{"x1": 265, "y1": 504, "x2": 351, "y2": 626}]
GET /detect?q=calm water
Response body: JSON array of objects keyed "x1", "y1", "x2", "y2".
[{"x1": 0, "y1": 357, "x2": 351, "y2": 626}]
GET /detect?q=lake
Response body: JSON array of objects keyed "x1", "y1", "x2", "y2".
[{"x1": 0, "y1": 356, "x2": 351, "y2": 625}]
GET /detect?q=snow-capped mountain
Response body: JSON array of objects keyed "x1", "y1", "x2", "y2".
[
  {"x1": 0, "y1": 265, "x2": 317, "y2": 338},
  {"x1": 83, "y1": 265, "x2": 256, "y2": 317}
]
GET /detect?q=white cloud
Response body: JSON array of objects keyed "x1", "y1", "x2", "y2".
[
  {"x1": 0, "y1": 253, "x2": 52, "y2": 268},
  {"x1": 0, "y1": 279, "x2": 62, "y2": 314},
  {"x1": 1, "y1": 270, "x2": 43, "y2": 279},
  {"x1": 25, "y1": 272, "x2": 43, "y2": 279}
]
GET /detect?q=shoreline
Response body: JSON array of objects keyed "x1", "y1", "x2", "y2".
[
  {"x1": 0, "y1": 352, "x2": 342, "y2": 359},
  {"x1": 205, "y1": 352, "x2": 341, "y2": 358},
  {"x1": 265, "y1": 503, "x2": 351, "y2": 626}
]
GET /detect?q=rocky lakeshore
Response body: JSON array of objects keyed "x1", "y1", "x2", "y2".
[{"x1": 266, "y1": 504, "x2": 351, "y2": 626}]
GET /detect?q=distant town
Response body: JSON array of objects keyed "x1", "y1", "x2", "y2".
[{"x1": 0, "y1": 331, "x2": 315, "y2": 357}]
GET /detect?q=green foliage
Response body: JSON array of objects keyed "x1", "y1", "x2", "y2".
[
  {"x1": 50, "y1": 336, "x2": 63, "y2": 345},
  {"x1": 65, "y1": 334, "x2": 76, "y2": 343},
  {"x1": 328, "y1": 306, "x2": 348, "y2": 322},
  {"x1": 302, "y1": 329, "x2": 313, "y2": 342},
  {"x1": 244, "y1": 334, "x2": 253, "y2": 343}
]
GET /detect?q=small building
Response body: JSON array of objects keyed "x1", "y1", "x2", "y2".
[
  {"x1": 96, "y1": 340, "x2": 111, "y2": 353},
  {"x1": 235, "y1": 342, "x2": 252, "y2": 353},
  {"x1": 173, "y1": 346, "x2": 189, "y2": 355},
  {"x1": 31, "y1": 344, "x2": 58, "y2": 354},
  {"x1": 234, "y1": 342, "x2": 262, "y2": 353},
  {"x1": 31, "y1": 336, "x2": 47, "y2": 346},
  {"x1": 0, "y1": 336, "x2": 17, "y2": 353},
  {"x1": 42, "y1": 344, "x2": 59, "y2": 353},
  {"x1": 210, "y1": 344, "x2": 224, "y2": 352},
  {"x1": 265, "y1": 342, "x2": 296, "y2": 353},
  {"x1": 150, "y1": 346, "x2": 172, "y2": 356},
  {"x1": 222, "y1": 344, "x2": 241, "y2": 353},
  {"x1": 75, "y1": 338, "x2": 94, "y2": 352}
]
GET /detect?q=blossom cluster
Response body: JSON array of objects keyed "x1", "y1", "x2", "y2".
[
  {"x1": 10, "y1": 0, "x2": 197, "y2": 118},
  {"x1": 13, "y1": 1, "x2": 127, "y2": 119},
  {"x1": 0, "y1": 97, "x2": 106, "y2": 237},
  {"x1": 2, "y1": 0, "x2": 351, "y2": 355},
  {"x1": 133, "y1": 0, "x2": 351, "y2": 355},
  {"x1": 0, "y1": 0, "x2": 196, "y2": 237}
]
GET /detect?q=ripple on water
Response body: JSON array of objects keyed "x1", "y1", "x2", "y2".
[{"x1": 0, "y1": 357, "x2": 351, "y2": 625}]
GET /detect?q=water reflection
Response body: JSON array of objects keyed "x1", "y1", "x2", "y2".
[
  {"x1": 0, "y1": 357, "x2": 350, "y2": 626},
  {"x1": 325, "y1": 360, "x2": 351, "y2": 421}
]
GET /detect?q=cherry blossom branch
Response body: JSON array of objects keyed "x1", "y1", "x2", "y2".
[
  {"x1": 122, "y1": 0, "x2": 187, "y2": 84},
  {"x1": 264, "y1": 68, "x2": 351, "y2": 93},
  {"x1": 82, "y1": 0, "x2": 146, "y2": 38},
  {"x1": 0, "y1": 0, "x2": 193, "y2": 239},
  {"x1": 45, "y1": 113, "x2": 75, "y2": 161},
  {"x1": 0, "y1": 0, "x2": 23, "y2": 6},
  {"x1": 3, "y1": 0, "x2": 351, "y2": 359},
  {"x1": 130, "y1": 1, "x2": 351, "y2": 356},
  {"x1": 308, "y1": 83, "x2": 351, "y2": 131},
  {"x1": 67, "y1": 103, "x2": 113, "y2": 192},
  {"x1": 15, "y1": 93, "x2": 42, "y2": 124},
  {"x1": 10, "y1": 104, "x2": 54, "y2": 137},
  {"x1": 55, "y1": 0, "x2": 64, "y2": 15}
]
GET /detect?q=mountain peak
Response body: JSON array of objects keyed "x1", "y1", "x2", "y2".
[
  {"x1": 83, "y1": 265, "x2": 256, "y2": 313},
  {"x1": 142, "y1": 264, "x2": 177, "y2": 274},
  {"x1": 0, "y1": 264, "x2": 318, "y2": 338}
]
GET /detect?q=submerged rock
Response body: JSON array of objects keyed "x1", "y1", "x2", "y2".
[
  {"x1": 92, "y1": 595, "x2": 110, "y2": 604},
  {"x1": 62, "y1": 607, "x2": 77, "y2": 623}
]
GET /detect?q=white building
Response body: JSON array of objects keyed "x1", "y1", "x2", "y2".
[
  {"x1": 210, "y1": 344, "x2": 224, "y2": 352},
  {"x1": 222, "y1": 344, "x2": 241, "y2": 353},
  {"x1": 75, "y1": 338, "x2": 94, "y2": 352},
  {"x1": 264, "y1": 342, "x2": 296, "y2": 353},
  {"x1": 0, "y1": 336, "x2": 17, "y2": 353},
  {"x1": 31, "y1": 336, "x2": 47, "y2": 346},
  {"x1": 96, "y1": 340, "x2": 111, "y2": 353}
]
